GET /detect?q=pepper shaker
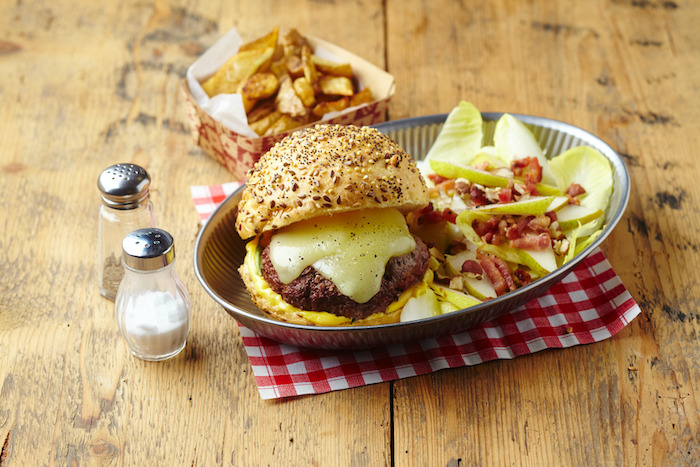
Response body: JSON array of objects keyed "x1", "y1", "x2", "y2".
[
  {"x1": 97, "y1": 163, "x2": 155, "y2": 300},
  {"x1": 115, "y1": 228, "x2": 190, "y2": 361}
]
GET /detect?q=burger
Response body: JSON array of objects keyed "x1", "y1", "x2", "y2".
[{"x1": 235, "y1": 124, "x2": 432, "y2": 326}]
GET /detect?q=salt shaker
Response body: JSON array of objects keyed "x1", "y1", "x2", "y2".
[
  {"x1": 115, "y1": 228, "x2": 190, "y2": 361},
  {"x1": 97, "y1": 163, "x2": 156, "y2": 300}
]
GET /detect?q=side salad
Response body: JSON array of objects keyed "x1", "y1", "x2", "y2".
[{"x1": 399, "y1": 101, "x2": 614, "y2": 322}]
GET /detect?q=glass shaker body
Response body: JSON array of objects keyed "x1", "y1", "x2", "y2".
[
  {"x1": 97, "y1": 163, "x2": 155, "y2": 300},
  {"x1": 98, "y1": 201, "x2": 155, "y2": 299},
  {"x1": 115, "y1": 228, "x2": 190, "y2": 361}
]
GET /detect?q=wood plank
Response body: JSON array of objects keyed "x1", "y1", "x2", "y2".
[
  {"x1": 0, "y1": 1, "x2": 392, "y2": 464},
  {"x1": 1, "y1": 0, "x2": 699, "y2": 464},
  {"x1": 387, "y1": 0, "x2": 700, "y2": 465}
]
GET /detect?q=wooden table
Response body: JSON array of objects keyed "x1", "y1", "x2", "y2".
[{"x1": 1, "y1": 0, "x2": 698, "y2": 465}]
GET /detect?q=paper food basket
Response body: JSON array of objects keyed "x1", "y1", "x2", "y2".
[{"x1": 182, "y1": 30, "x2": 396, "y2": 180}]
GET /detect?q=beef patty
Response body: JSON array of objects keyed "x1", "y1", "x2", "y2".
[{"x1": 260, "y1": 235, "x2": 430, "y2": 320}]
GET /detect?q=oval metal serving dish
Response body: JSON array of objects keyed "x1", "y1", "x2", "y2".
[{"x1": 194, "y1": 113, "x2": 630, "y2": 349}]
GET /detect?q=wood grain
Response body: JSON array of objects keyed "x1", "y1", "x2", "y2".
[
  {"x1": 0, "y1": 1, "x2": 391, "y2": 465},
  {"x1": 0, "y1": 0, "x2": 698, "y2": 465},
  {"x1": 387, "y1": 0, "x2": 699, "y2": 465}
]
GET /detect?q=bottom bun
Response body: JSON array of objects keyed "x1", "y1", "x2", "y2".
[{"x1": 239, "y1": 237, "x2": 432, "y2": 326}]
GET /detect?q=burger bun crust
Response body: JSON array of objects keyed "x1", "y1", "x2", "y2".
[{"x1": 235, "y1": 124, "x2": 429, "y2": 240}]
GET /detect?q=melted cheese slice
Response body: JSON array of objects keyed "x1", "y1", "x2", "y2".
[
  {"x1": 268, "y1": 208, "x2": 416, "y2": 303},
  {"x1": 244, "y1": 237, "x2": 432, "y2": 326}
]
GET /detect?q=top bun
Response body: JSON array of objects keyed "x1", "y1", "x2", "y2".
[{"x1": 236, "y1": 124, "x2": 429, "y2": 239}]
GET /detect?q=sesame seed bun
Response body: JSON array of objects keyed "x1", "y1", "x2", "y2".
[{"x1": 235, "y1": 124, "x2": 429, "y2": 240}]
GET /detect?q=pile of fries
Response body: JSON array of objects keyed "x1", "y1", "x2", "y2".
[{"x1": 201, "y1": 27, "x2": 375, "y2": 137}]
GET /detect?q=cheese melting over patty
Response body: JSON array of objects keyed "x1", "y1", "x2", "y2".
[{"x1": 268, "y1": 208, "x2": 416, "y2": 303}]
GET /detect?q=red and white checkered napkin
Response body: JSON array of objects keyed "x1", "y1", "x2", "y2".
[{"x1": 192, "y1": 183, "x2": 641, "y2": 400}]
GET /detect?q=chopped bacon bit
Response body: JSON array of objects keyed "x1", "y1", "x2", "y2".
[
  {"x1": 566, "y1": 183, "x2": 585, "y2": 205},
  {"x1": 510, "y1": 232, "x2": 551, "y2": 250},
  {"x1": 472, "y1": 216, "x2": 501, "y2": 239},
  {"x1": 461, "y1": 259, "x2": 483, "y2": 275},
  {"x1": 511, "y1": 159, "x2": 526, "y2": 175},
  {"x1": 416, "y1": 203, "x2": 444, "y2": 225},
  {"x1": 414, "y1": 205, "x2": 431, "y2": 221},
  {"x1": 498, "y1": 218, "x2": 509, "y2": 237},
  {"x1": 525, "y1": 181, "x2": 540, "y2": 195},
  {"x1": 486, "y1": 216, "x2": 500, "y2": 230},
  {"x1": 474, "y1": 214, "x2": 555, "y2": 250},
  {"x1": 566, "y1": 183, "x2": 586, "y2": 197},
  {"x1": 442, "y1": 208, "x2": 458, "y2": 223},
  {"x1": 470, "y1": 185, "x2": 490, "y2": 205},
  {"x1": 417, "y1": 203, "x2": 434, "y2": 215},
  {"x1": 511, "y1": 157, "x2": 543, "y2": 184},
  {"x1": 478, "y1": 253, "x2": 517, "y2": 295},
  {"x1": 479, "y1": 254, "x2": 507, "y2": 295},
  {"x1": 518, "y1": 215, "x2": 533, "y2": 229},
  {"x1": 491, "y1": 233, "x2": 506, "y2": 246},
  {"x1": 482, "y1": 217, "x2": 506, "y2": 245},
  {"x1": 504, "y1": 226, "x2": 519, "y2": 241},
  {"x1": 498, "y1": 188, "x2": 513, "y2": 204},
  {"x1": 545, "y1": 211, "x2": 557, "y2": 222},
  {"x1": 472, "y1": 218, "x2": 491, "y2": 237},
  {"x1": 505, "y1": 216, "x2": 531, "y2": 240},
  {"x1": 513, "y1": 268, "x2": 532, "y2": 287},
  {"x1": 418, "y1": 211, "x2": 444, "y2": 224},
  {"x1": 493, "y1": 255, "x2": 517, "y2": 292}
]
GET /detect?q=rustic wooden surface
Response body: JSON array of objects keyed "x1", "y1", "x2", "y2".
[{"x1": 0, "y1": 0, "x2": 698, "y2": 465}]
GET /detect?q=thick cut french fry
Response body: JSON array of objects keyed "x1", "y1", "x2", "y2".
[
  {"x1": 201, "y1": 47, "x2": 274, "y2": 97},
  {"x1": 247, "y1": 98, "x2": 276, "y2": 123},
  {"x1": 319, "y1": 75, "x2": 354, "y2": 96},
  {"x1": 280, "y1": 28, "x2": 311, "y2": 57},
  {"x1": 285, "y1": 54, "x2": 304, "y2": 78},
  {"x1": 240, "y1": 93, "x2": 257, "y2": 113},
  {"x1": 275, "y1": 76, "x2": 308, "y2": 118},
  {"x1": 301, "y1": 46, "x2": 320, "y2": 93},
  {"x1": 293, "y1": 77, "x2": 316, "y2": 107},
  {"x1": 312, "y1": 97, "x2": 349, "y2": 117},
  {"x1": 242, "y1": 73, "x2": 280, "y2": 100},
  {"x1": 249, "y1": 110, "x2": 282, "y2": 136},
  {"x1": 269, "y1": 59, "x2": 288, "y2": 79},
  {"x1": 350, "y1": 87, "x2": 374, "y2": 106},
  {"x1": 263, "y1": 114, "x2": 304, "y2": 136},
  {"x1": 201, "y1": 27, "x2": 380, "y2": 136},
  {"x1": 311, "y1": 55, "x2": 353, "y2": 77},
  {"x1": 239, "y1": 26, "x2": 279, "y2": 53}
]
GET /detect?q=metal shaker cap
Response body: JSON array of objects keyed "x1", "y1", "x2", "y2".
[
  {"x1": 122, "y1": 228, "x2": 175, "y2": 271},
  {"x1": 98, "y1": 163, "x2": 151, "y2": 209}
]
